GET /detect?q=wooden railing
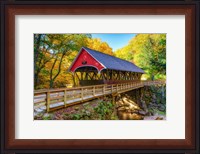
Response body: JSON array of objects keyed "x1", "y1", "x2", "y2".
[
  {"x1": 34, "y1": 80, "x2": 165, "y2": 113},
  {"x1": 143, "y1": 80, "x2": 166, "y2": 86}
]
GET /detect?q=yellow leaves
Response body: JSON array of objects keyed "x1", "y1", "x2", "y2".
[
  {"x1": 86, "y1": 38, "x2": 114, "y2": 56},
  {"x1": 35, "y1": 34, "x2": 93, "y2": 89},
  {"x1": 52, "y1": 39, "x2": 61, "y2": 45}
]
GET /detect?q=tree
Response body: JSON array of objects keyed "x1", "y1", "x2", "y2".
[
  {"x1": 114, "y1": 34, "x2": 166, "y2": 80},
  {"x1": 86, "y1": 38, "x2": 114, "y2": 55},
  {"x1": 34, "y1": 34, "x2": 54, "y2": 88},
  {"x1": 133, "y1": 34, "x2": 166, "y2": 80},
  {"x1": 34, "y1": 34, "x2": 91, "y2": 89},
  {"x1": 114, "y1": 45, "x2": 134, "y2": 62}
]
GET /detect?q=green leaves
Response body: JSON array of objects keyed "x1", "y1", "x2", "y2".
[
  {"x1": 94, "y1": 101, "x2": 114, "y2": 120},
  {"x1": 115, "y1": 34, "x2": 166, "y2": 80},
  {"x1": 71, "y1": 114, "x2": 82, "y2": 120}
]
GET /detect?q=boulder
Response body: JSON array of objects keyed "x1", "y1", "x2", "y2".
[
  {"x1": 117, "y1": 106, "x2": 126, "y2": 111},
  {"x1": 138, "y1": 110, "x2": 147, "y2": 115},
  {"x1": 155, "y1": 117, "x2": 163, "y2": 120},
  {"x1": 117, "y1": 111, "x2": 143, "y2": 120},
  {"x1": 42, "y1": 113, "x2": 54, "y2": 119},
  {"x1": 158, "y1": 105, "x2": 165, "y2": 111},
  {"x1": 43, "y1": 113, "x2": 50, "y2": 118}
]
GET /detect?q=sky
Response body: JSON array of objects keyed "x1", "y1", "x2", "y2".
[{"x1": 91, "y1": 34, "x2": 136, "y2": 51}]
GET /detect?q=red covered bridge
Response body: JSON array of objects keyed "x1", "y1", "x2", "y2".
[
  {"x1": 34, "y1": 47, "x2": 165, "y2": 113},
  {"x1": 69, "y1": 47, "x2": 145, "y2": 86}
]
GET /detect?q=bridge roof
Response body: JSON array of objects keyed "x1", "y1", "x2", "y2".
[{"x1": 70, "y1": 47, "x2": 145, "y2": 73}]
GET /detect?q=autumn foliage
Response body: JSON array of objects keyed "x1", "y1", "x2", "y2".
[
  {"x1": 34, "y1": 34, "x2": 166, "y2": 90},
  {"x1": 34, "y1": 34, "x2": 114, "y2": 89}
]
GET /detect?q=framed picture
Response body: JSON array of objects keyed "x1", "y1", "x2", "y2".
[
  {"x1": 33, "y1": 35, "x2": 166, "y2": 120},
  {"x1": 1, "y1": 1, "x2": 199, "y2": 153}
]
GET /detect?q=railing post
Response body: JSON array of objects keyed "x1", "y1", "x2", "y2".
[
  {"x1": 46, "y1": 91, "x2": 50, "y2": 113},
  {"x1": 93, "y1": 86, "x2": 95, "y2": 96},
  {"x1": 111, "y1": 84, "x2": 113, "y2": 93},
  {"x1": 73, "y1": 90, "x2": 75, "y2": 98},
  {"x1": 64, "y1": 90, "x2": 67, "y2": 107},
  {"x1": 103, "y1": 85, "x2": 105, "y2": 95},
  {"x1": 81, "y1": 88, "x2": 83, "y2": 101}
]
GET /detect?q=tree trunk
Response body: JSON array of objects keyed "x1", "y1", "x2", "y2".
[
  {"x1": 49, "y1": 52, "x2": 65, "y2": 88},
  {"x1": 34, "y1": 70, "x2": 40, "y2": 89},
  {"x1": 50, "y1": 79, "x2": 54, "y2": 88},
  {"x1": 49, "y1": 58, "x2": 58, "y2": 88},
  {"x1": 34, "y1": 34, "x2": 42, "y2": 66},
  {"x1": 151, "y1": 75, "x2": 155, "y2": 81},
  {"x1": 34, "y1": 34, "x2": 42, "y2": 89},
  {"x1": 72, "y1": 74, "x2": 76, "y2": 87}
]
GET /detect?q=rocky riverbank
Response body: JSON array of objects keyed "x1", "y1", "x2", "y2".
[{"x1": 115, "y1": 84, "x2": 166, "y2": 120}]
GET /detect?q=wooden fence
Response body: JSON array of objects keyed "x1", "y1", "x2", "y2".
[{"x1": 34, "y1": 80, "x2": 165, "y2": 113}]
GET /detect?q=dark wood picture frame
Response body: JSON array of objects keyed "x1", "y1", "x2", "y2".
[{"x1": 0, "y1": 1, "x2": 199, "y2": 154}]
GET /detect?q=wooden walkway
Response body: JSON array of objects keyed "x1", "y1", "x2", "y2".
[{"x1": 34, "y1": 80, "x2": 165, "y2": 113}]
